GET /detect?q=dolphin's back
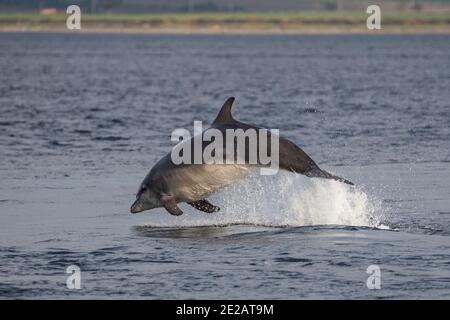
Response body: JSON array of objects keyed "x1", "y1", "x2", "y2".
[{"x1": 209, "y1": 97, "x2": 354, "y2": 185}]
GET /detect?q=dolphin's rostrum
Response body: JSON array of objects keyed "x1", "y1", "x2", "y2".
[{"x1": 130, "y1": 97, "x2": 353, "y2": 216}]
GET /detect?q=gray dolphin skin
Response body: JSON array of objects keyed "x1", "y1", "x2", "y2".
[{"x1": 130, "y1": 97, "x2": 353, "y2": 216}]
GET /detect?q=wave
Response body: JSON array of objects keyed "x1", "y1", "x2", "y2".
[{"x1": 141, "y1": 171, "x2": 384, "y2": 229}]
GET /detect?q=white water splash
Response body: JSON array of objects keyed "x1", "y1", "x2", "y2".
[{"x1": 144, "y1": 171, "x2": 382, "y2": 228}]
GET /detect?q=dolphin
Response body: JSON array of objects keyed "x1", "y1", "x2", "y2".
[{"x1": 130, "y1": 97, "x2": 353, "y2": 216}]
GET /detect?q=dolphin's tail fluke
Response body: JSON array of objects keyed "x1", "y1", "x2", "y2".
[
  {"x1": 277, "y1": 137, "x2": 354, "y2": 186},
  {"x1": 304, "y1": 167, "x2": 354, "y2": 186}
]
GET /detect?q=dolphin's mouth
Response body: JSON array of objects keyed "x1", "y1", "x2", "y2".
[{"x1": 130, "y1": 199, "x2": 143, "y2": 214}]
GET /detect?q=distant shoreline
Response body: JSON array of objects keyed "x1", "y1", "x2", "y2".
[
  {"x1": 2, "y1": 26, "x2": 450, "y2": 35},
  {"x1": 1, "y1": 11, "x2": 450, "y2": 35}
]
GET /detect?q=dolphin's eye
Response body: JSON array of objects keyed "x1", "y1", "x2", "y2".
[{"x1": 139, "y1": 187, "x2": 147, "y2": 194}]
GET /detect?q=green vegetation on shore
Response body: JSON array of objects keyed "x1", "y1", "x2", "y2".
[{"x1": 1, "y1": 11, "x2": 450, "y2": 33}]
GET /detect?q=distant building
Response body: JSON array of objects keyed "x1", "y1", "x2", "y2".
[{"x1": 40, "y1": 8, "x2": 58, "y2": 15}]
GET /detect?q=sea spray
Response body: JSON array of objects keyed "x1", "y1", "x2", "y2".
[{"x1": 144, "y1": 171, "x2": 382, "y2": 228}]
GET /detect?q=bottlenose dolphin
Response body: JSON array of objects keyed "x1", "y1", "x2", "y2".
[{"x1": 131, "y1": 97, "x2": 353, "y2": 216}]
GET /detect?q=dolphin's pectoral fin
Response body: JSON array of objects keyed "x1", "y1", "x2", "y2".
[
  {"x1": 161, "y1": 194, "x2": 183, "y2": 216},
  {"x1": 187, "y1": 199, "x2": 220, "y2": 213}
]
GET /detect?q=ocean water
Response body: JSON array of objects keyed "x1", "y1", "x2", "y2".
[{"x1": 0, "y1": 33, "x2": 449, "y2": 299}]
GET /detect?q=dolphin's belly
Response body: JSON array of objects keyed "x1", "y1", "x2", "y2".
[{"x1": 164, "y1": 164, "x2": 253, "y2": 202}]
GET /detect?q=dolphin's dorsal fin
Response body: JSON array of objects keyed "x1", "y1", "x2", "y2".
[{"x1": 212, "y1": 97, "x2": 235, "y2": 125}]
